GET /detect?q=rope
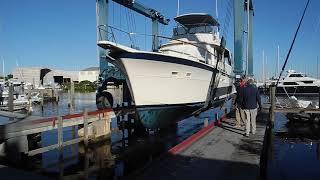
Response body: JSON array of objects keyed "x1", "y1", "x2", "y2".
[{"x1": 276, "y1": 0, "x2": 310, "y2": 86}]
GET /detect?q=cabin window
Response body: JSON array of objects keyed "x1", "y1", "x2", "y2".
[
  {"x1": 302, "y1": 81, "x2": 313, "y2": 84},
  {"x1": 283, "y1": 82, "x2": 298, "y2": 85},
  {"x1": 289, "y1": 74, "x2": 304, "y2": 77},
  {"x1": 172, "y1": 71, "x2": 178, "y2": 75},
  {"x1": 186, "y1": 72, "x2": 191, "y2": 77}
]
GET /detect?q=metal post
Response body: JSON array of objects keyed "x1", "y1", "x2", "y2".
[
  {"x1": 83, "y1": 108, "x2": 89, "y2": 146},
  {"x1": 233, "y1": 0, "x2": 245, "y2": 75},
  {"x1": 8, "y1": 84, "x2": 14, "y2": 112},
  {"x1": 246, "y1": 0, "x2": 250, "y2": 75},
  {"x1": 248, "y1": 2, "x2": 254, "y2": 76},
  {"x1": 97, "y1": 0, "x2": 110, "y2": 75},
  {"x1": 269, "y1": 85, "x2": 276, "y2": 124},
  {"x1": 152, "y1": 20, "x2": 159, "y2": 52}
]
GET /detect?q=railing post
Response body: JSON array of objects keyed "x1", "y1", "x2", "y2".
[
  {"x1": 269, "y1": 85, "x2": 276, "y2": 125},
  {"x1": 58, "y1": 116, "x2": 63, "y2": 152},
  {"x1": 204, "y1": 117, "x2": 209, "y2": 127},
  {"x1": 84, "y1": 108, "x2": 89, "y2": 146}
]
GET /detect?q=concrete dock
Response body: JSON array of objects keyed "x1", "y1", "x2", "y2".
[{"x1": 134, "y1": 110, "x2": 268, "y2": 180}]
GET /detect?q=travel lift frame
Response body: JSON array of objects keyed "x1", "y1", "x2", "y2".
[
  {"x1": 96, "y1": 0, "x2": 170, "y2": 76},
  {"x1": 95, "y1": 0, "x2": 169, "y2": 108}
]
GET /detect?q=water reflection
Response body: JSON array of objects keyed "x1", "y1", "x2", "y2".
[
  {"x1": 0, "y1": 92, "x2": 232, "y2": 179},
  {"x1": 267, "y1": 110, "x2": 320, "y2": 180}
]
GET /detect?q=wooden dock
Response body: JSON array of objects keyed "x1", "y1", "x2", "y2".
[
  {"x1": 134, "y1": 109, "x2": 268, "y2": 180},
  {"x1": 0, "y1": 108, "x2": 116, "y2": 157}
]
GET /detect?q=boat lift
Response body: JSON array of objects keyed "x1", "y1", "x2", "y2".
[
  {"x1": 96, "y1": 0, "x2": 170, "y2": 76},
  {"x1": 234, "y1": 0, "x2": 254, "y2": 77},
  {"x1": 96, "y1": 0, "x2": 170, "y2": 108}
]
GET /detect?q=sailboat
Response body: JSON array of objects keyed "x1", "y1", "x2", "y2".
[{"x1": 97, "y1": 13, "x2": 235, "y2": 128}]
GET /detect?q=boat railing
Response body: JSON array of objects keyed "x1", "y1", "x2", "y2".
[{"x1": 97, "y1": 25, "x2": 227, "y2": 67}]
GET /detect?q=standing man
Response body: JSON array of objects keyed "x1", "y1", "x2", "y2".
[
  {"x1": 240, "y1": 78, "x2": 261, "y2": 137},
  {"x1": 234, "y1": 77, "x2": 246, "y2": 128}
]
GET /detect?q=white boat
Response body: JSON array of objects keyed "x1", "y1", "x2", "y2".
[
  {"x1": 267, "y1": 70, "x2": 320, "y2": 96},
  {"x1": 97, "y1": 14, "x2": 235, "y2": 128}
]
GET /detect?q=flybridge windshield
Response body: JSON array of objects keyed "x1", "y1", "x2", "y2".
[
  {"x1": 173, "y1": 13, "x2": 219, "y2": 36},
  {"x1": 289, "y1": 74, "x2": 305, "y2": 77},
  {"x1": 173, "y1": 26, "x2": 216, "y2": 36}
]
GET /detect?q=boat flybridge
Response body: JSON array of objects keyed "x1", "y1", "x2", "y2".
[{"x1": 97, "y1": 13, "x2": 235, "y2": 128}]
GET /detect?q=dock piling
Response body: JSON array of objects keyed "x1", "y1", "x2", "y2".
[
  {"x1": 27, "y1": 86, "x2": 32, "y2": 114},
  {"x1": 40, "y1": 91, "x2": 44, "y2": 111},
  {"x1": 269, "y1": 85, "x2": 276, "y2": 124},
  {"x1": 8, "y1": 84, "x2": 14, "y2": 112},
  {"x1": 57, "y1": 117, "x2": 63, "y2": 152},
  {"x1": 83, "y1": 108, "x2": 89, "y2": 146}
]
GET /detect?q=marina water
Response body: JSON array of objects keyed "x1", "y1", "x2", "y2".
[{"x1": 1, "y1": 92, "x2": 230, "y2": 179}]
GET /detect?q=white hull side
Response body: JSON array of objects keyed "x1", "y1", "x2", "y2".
[{"x1": 119, "y1": 57, "x2": 232, "y2": 106}]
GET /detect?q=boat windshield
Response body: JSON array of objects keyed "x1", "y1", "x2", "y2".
[
  {"x1": 173, "y1": 13, "x2": 219, "y2": 36},
  {"x1": 289, "y1": 73, "x2": 305, "y2": 77}
]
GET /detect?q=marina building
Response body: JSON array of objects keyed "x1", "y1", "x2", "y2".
[
  {"x1": 12, "y1": 67, "x2": 99, "y2": 86},
  {"x1": 12, "y1": 67, "x2": 79, "y2": 86},
  {"x1": 79, "y1": 67, "x2": 100, "y2": 82}
]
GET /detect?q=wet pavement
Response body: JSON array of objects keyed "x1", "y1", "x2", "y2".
[{"x1": 135, "y1": 109, "x2": 268, "y2": 180}]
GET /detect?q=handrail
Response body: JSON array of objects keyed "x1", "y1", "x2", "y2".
[{"x1": 97, "y1": 25, "x2": 227, "y2": 64}]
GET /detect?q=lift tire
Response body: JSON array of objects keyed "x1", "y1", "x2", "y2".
[{"x1": 96, "y1": 92, "x2": 113, "y2": 109}]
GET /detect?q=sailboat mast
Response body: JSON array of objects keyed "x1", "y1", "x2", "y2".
[
  {"x1": 1, "y1": 57, "x2": 4, "y2": 79},
  {"x1": 277, "y1": 45, "x2": 279, "y2": 76},
  {"x1": 317, "y1": 56, "x2": 319, "y2": 79},
  {"x1": 262, "y1": 50, "x2": 265, "y2": 84}
]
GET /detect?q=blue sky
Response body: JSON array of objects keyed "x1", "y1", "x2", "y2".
[{"x1": 0, "y1": 0, "x2": 319, "y2": 79}]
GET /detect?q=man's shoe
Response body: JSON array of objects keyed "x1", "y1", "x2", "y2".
[{"x1": 244, "y1": 133, "x2": 249, "y2": 137}]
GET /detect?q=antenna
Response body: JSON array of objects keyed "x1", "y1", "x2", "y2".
[
  {"x1": 215, "y1": 0, "x2": 218, "y2": 19},
  {"x1": 177, "y1": 0, "x2": 180, "y2": 16}
]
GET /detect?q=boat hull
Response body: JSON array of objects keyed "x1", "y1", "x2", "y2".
[
  {"x1": 276, "y1": 86, "x2": 319, "y2": 96},
  {"x1": 112, "y1": 52, "x2": 233, "y2": 128},
  {"x1": 116, "y1": 53, "x2": 233, "y2": 106}
]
